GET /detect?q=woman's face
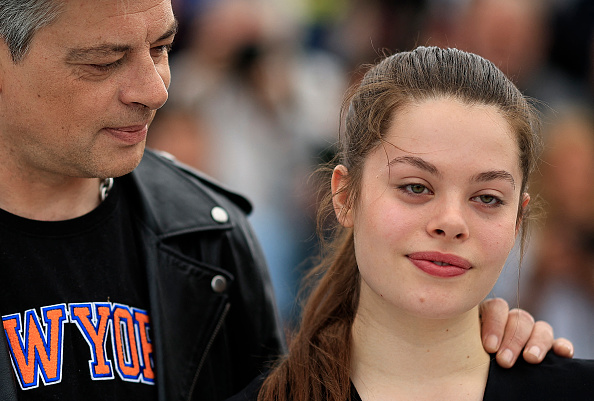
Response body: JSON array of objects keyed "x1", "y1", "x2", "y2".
[{"x1": 333, "y1": 97, "x2": 526, "y2": 320}]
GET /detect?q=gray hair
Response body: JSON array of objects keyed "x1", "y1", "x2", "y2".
[{"x1": 0, "y1": 0, "x2": 64, "y2": 62}]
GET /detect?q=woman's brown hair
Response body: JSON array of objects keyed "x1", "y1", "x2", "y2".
[{"x1": 258, "y1": 46, "x2": 541, "y2": 401}]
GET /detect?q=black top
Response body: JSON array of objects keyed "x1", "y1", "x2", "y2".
[
  {"x1": 0, "y1": 150, "x2": 287, "y2": 401},
  {"x1": 482, "y1": 353, "x2": 594, "y2": 400},
  {"x1": 229, "y1": 353, "x2": 594, "y2": 401},
  {"x1": 0, "y1": 181, "x2": 157, "y2": 400}
]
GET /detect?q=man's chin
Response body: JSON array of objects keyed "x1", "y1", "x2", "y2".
[{"x1": 95, "y1": 145, "x2": 146, "y2": 179}]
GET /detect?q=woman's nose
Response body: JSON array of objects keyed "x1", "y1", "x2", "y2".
[{"x1": 426, "y1": 200, "x2": 470, "y2": 241}]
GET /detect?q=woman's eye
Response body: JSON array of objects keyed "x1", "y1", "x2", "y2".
[
  {"x1": 480, "y1": 195, "x2": 494, "y2": 203},
  {"x1": 410, "y1": 184, "x2": 427, "y2": 194},
  {"x1": 473, "y1": 194, "x2": 503, "y2": 207},
  {"x1": 399, "y1": 184, "x2": 431, "y2": 195}
]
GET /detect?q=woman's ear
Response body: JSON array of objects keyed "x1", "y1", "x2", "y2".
[
  {"x1": 331, "y1": 165, "x2": 354, "y2": 228},
  {"x1": 516, "y1": 193, "x2": 531, "y2": 235}
]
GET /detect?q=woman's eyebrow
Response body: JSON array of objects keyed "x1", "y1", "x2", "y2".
[
  {"x1": 388, "y1": 156, "x2": 516, "y2": 189},
  {"x1": 472, "y1": 170, "x2": 516, "y2": 189},
  {"x1": 388, "y1": 156, "x2": 441, "y2": 176}
]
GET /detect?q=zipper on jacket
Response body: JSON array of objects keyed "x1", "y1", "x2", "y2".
[{"x1": 186, "y1": 302, "x2": 231, "y2": 401}]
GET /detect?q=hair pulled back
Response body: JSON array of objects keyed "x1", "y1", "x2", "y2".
[{"x1": 258, "y1": 46, "x2": 540, "y2": 401}]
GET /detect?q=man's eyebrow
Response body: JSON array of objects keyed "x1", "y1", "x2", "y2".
[
  {"x1": 66, "y1": 44, "x2": 131, "y2": 62},
  {"x1": 158, "y1": 19, "x2": 179, "y2": 42},
  {"x1": 65, "y1": 19, "x2": 178, "y2": 62},
  {"x1": 472, "y1": 170, "x2": 516, "y2": 189},
  {"x1": 388, "y1": 156, "x2": 441, "y2": 176}
]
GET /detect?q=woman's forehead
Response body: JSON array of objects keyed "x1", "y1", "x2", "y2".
[{"x1": 366, "y1": 98, "x2": 521, "y2": 177}]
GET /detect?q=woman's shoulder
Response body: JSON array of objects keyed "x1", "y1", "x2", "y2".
[{"x1": 484, "y1": 352, "x2": 594, "y2": 400}]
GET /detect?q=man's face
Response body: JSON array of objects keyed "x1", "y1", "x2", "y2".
[{"x1": 0, "y1": 0, "x2": 176, "y2": 181}]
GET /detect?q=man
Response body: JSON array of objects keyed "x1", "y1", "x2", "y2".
[{"x1": 0, "y1": 0, "x2": 573, "y2": 400}]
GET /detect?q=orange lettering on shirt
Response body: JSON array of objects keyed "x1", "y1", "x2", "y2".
[
  {"x1": 112, "y1": 304, "x2": 140, "y2": 381},
  {"x1": 69, "y1": 303, "x2": 113, "y2": 378},
  {"x1": 2, "y1": 305, "x2": 67, "y2": 389},
  {"x1": 133, "y1": 309, "x2": 154, "y2": 383}
]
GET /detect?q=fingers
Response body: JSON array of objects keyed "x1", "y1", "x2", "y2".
[
  {"x1": 480, "y1": 298, "x2": 575, "y2": 367},
  {"x1": 495, "y1": 308, "x2": 535, "y2": 368},
  {"x1": 552, "y1": 337, "x2": 574, "y2": 359},
  {"x1": 521, "y1": 320, "x2": 554, "y2": 364},
  {"x1": 479, "y1": 298, "x2": 510, "y2": 354},
  {"x1": 520, "y1": 324, "x2": 574, "y2": 363}
]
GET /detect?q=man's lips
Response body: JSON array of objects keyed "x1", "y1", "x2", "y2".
[
  {"x1": 103, "y1": 124, "x2": 148, "y2": 145},
  {"x1": 407, "y1": 252, "x2": 472, "y2": 278}
]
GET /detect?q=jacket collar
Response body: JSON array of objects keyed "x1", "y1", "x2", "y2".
[{"x1": 129, "y1": 150, "x2": 251, "y2": 238}]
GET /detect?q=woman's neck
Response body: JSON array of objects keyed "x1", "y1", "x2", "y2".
[{"x1": 350, "y1": 288, "x2": 490, "y2": 401}]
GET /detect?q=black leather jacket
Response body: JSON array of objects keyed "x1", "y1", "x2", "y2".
[{"x1": 0, "y1": 150, "x2": 286, "y2": 401}]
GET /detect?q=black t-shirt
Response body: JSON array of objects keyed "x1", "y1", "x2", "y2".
[
  {"x1": 351, "y1": 353, "x2": 594, "y2": 401},
  {"x1": 0, "y1": 179, "x2": 157, "y2": 400}
]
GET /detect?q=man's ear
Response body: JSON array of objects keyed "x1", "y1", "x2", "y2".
[
  {"x1": 331, "y1": 165, "x2": 354, "y2": 228},
  {"x1": 516, "y1": 193, "x2": 530, "y2": 235}
]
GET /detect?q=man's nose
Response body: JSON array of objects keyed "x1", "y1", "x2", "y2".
[{"x1": 119, "y1": 55, "x2": 169, "y2": 110}]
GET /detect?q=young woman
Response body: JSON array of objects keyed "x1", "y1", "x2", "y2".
[{"x1": 230, "y1": 46, "x2": 594, "y2": 401}]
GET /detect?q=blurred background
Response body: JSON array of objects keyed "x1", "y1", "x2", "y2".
[{"x1": 149, "y1": 0, "x2": 594, "y2": 355}]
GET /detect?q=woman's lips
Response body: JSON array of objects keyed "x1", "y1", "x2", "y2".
[
  {"x1": 104, "y1": 125, "x2": 148, "y2": 145},
  {"x1": 408, "y1": 252, "x2": 472, "y2": 278}
]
